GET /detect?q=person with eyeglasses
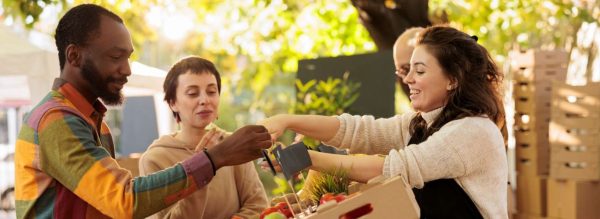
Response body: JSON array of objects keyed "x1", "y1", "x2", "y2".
[
  {"x1": 259, "y1": 25, "x2": 508, "y2": 218},
  {"x1": 394, "y1": 27, "x2": 425, "y2": 84}
]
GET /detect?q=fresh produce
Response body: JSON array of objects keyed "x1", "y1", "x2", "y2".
[
  {"x1": 263, "y1": 212, "x2": 287, "y2": 219},
  {"x1": 274, "y1": 202, "x2": 293, "y2": 218},
  {"x1": 259, "y1": 207, "x2": 280, "y2": 219},
  {"x1": 260, "y1": 201, "x2": 294, "y2": 219},
  {"x1": 319, "y1": 193, "x2": 336, "y2": 205},
  {"x1": 319, "y1": 192, "x2": 347, "y2": 205},
  {"x1": 334, "y1": 193, "x2": 346, "y2": 202},
  {"x1": 303, "y1": 168, "x2": 350, "y2": 205}
]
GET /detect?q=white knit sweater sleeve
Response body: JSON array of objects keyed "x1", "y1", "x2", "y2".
[
  {"x1": 322, "y1": 113, "x2": 414, "y2": 154},
  {"x1": 383, "y1": 117, "x2": 505, "y2": 189}
]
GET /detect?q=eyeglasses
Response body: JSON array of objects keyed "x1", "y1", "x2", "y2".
[{"x1": 395, "y1": 63, "x2": 410, "y2": 80}]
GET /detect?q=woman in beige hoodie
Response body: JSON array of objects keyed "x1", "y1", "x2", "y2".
[{"x1": 139, "y1": 56, "x2": 268, "y2": 219}]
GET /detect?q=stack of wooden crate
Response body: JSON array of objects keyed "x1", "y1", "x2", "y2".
[
  {"x1": 547, "y1": 82, "x2": 600, "y2": 219},
  {"x1": 511, "y1": 49, "x2": 569, "y2": 219}
]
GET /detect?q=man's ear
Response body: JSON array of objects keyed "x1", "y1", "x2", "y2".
[{"x1": 65, "y1": 44, "x2": 82, "y2": 68}]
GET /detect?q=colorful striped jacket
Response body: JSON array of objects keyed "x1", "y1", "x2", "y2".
[{"x1": 15, "y1": 79, "x2": 214, "y2": 219}]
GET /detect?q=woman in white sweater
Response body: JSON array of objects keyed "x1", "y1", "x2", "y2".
[{"x1": 259, "y1": 26, "x2": 508, "y2": 219}]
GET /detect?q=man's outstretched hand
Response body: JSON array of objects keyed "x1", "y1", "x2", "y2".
[{"x1": 206, "y1": 125, "x2": 272, "y2": 169}]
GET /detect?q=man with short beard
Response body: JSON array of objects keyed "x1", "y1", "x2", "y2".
[
  {"x1": 79, "y1": 57, "x2": 128, "y2": 105},
  {"x1": 14, "y1": 4, "x2": 271, "y2": 219}
]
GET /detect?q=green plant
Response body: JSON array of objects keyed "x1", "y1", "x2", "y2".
[
  {"x1": 271, "y1": 175, "x2": 304, "y2": 196},
  {"x1": 302, "y1": 168, "x2": 350, "y2": 205},
  {"x1": 294, "y1": 71, "x2": 361, "y2": 148},
  {"x1": 269, "y1": 72, "x2": 359, "y2": 196},
  {"x1": 295, "y1": 71, "x2": 360, "y2": 116}
]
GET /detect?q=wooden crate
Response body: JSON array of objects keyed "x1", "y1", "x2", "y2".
[
  {"x1": 514, "y1": 112, "x2": 551, "y2": 134},
  {"x1": 547, "y1": 179, "x2": 600, "y2": 219},
  {"x1": 510, "y1": 49, "x2": 569, "y2": 71},
  {"x1": 514, "y1": 67, "x2": 568, "y2": 82},
  {"x1": 549, "y1": 132, "x2": 599, "y2": 180},
  {"x1": 550, "y1": 160, "x2": 599, "y2": 180},
  {"x1": 513, "y1": 81, "x2": 553, "y2": 115},
  {"x1": 549, "y1": 121, "x2": 600, "y2": 148},
  {"x1": 551, "y1": 145, "x2": 600, "y2": 162},
  {"x1": 515, "y1": 129, "x2": 550, "y2": 176},
  {"x1": 513, "y1": 79, "x2": 553, "y2": 94},
  {"x1": 553, "y1": 99, "x2": 600, "y2": 119},
  {"x1": 515, "y1": 101, "x2": 552, "y2": 116},
  {"x1": 515, "y1": 213, "x2": 548, "y2": 219},
  {"x1": 549, "y1": 123, "x2": 600, "y2": 181},
  {"x1": 517, "y1": 175, "x2": 548, "y2": 216},
  {"x1": 551, "y1": 82, "x2": 600, "y2": 117},
  {"x1": 549, "y1": 82, "x2": 600, "y2": 180}
]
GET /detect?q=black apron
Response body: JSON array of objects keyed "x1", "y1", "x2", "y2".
[{"x1": 408, "y1": 126, "x2": 483, "y2": 219}]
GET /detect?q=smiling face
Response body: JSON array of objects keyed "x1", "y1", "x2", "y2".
[
  {"x1": 80, "y1": 15, "x2": 133, "y2": 105},
  {"x1": 169, "y1": 72, "x2": 220, "y2": 129},
  {"x1": 403, "y1": 45, "x2": 454, "y2": 112}
]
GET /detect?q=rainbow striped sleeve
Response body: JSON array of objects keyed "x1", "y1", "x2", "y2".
[{"x1": 35, "y1": 110, "x2": 213, "y2": 218}]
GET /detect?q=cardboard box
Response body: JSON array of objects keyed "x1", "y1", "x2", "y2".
[
  {"x1": 116, "y1": 157, "x2": 140, "y2": 177},
  {"x1": 517, "y1": 175, "x2": 547, "y2": 216},
  {"x1": 547, "y1": 179, "x2": 600, "y2": 219},
  {"x1": 304, "y1": 176, "x2": 419, "y2": 219}
]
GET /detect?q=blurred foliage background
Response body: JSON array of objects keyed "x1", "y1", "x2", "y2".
[{"x1": 3, "y1": 0, "x2": 599, "y2": 134}]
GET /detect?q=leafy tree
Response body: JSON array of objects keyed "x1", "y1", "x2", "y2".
[
  {"x1": 430, "y1": 0, "x2": 598, "y2": 63},
  {"x1": 0, "y1": 0, "x2": 376, "y2": 132},
  {"x1": 351, "y1": 0, "x2": 432, "y2": 50},
  {"x1": 1, "y1": 0, "x2": 156, "y2": 60},
  {"x1": 1, "y1": 0, "x2": 66, "y2": 28},
  {"x1": 180, "y1": 0, "x2": 376, "y2": 131}
]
